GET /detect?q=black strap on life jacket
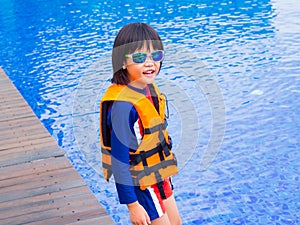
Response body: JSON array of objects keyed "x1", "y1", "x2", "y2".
[
  {"x1": 129, "y1": 138, "x2": 170, "y2": 167},
  {"x1": 131, "y1": 158, "x2": 177, "y2": 199},
  {"x1": 144, "y1": 122, "x2": 167, "y2": 135},
  {"x1": 101, "y1": 147, "x2": 110, "y2": 155},
  {"x1": 156, "y1": 153, "x2": 167, "y2": 199},
  {"x1": 143, "y1": 121, "x2": 170, "y2": 158},
  {"x1": 156, "y1": 174, "x2": 167, "y2": 199},
  {"x1": 101, "y1": 101, "x2": 113, "y2": 147},
  {"x1": 102, "y1": 162, "x2": 111, "y2": 170},
  {"x1": 131, "y1": 158, "x2": 177, "y2": 178}
]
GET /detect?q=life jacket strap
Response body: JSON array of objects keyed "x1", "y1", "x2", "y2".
[
  {"x1": 129, "y1": 138, "x2": 170, "y2": 166},
  {"x1": 103, "y1": 160, "x2": 112, "y2": 168},
  {"x1": 102, "y1": 163, "x2": 113, "y2": 181},
  {"x1": 131, "y1": 157, "x2": 177, "y2": 179},
  {"x1": 101, "y1": 147, "x2": 110, "y2": 155},
  {"x1": 144, "y1": 121, "x2": 167, "y2": 134},
  {"x1": 156, "y1": 175, "x2": 167, "y2": 199}
]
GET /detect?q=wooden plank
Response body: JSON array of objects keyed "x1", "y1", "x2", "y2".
[
  {"x1": 0, "y1": 168, "x2": 84, "y2": 200},
  {"x1": 0, "y1": 135, "x2": 55, "y2": 150},
  {"x1": 0, "y1": 145, "x2": 65, "y2": 167},
  {"x1": 0, "y1": 156, "x2": 70, "y2": 180},
  {"x1": 0, "y1": 131, "x2": 50, "y2": 145},
  {"x1": 0, "y1": 92, "x2": 24, "y2": 103},
  {"x1": 0, "y1": 114, "x2": 37, "y2": 125},
  {"x1": 1, "y1": 198, "x2": 107, "y2": 225},
  {"x1": 5, "y1": 209, "x2": 111, "y2": 225},
  {"x1": 0, "y1": 185, "x2": 88, "y2": 208},
  {"x1": 0, "y1": 185, "x2": 91, "y2": 217},
  {"x1": 0, "y1": 130, "x2": 49, "y2": 143},
  {"x1": 0, "y1": 118, "x2": 49, "y2": 138},
  {"x1": 0, "y1": 68, "x2": 7, "y2": 80},
  {"x1": 0, "y1": 110, "x2": 35, "y2": 122},
  {"x1": 0, "y1": 67, "x2": 114, "y2": 224},
  {"x1": 0, "y1": 103, "x2": 32, "y2": 114},
  {"x1": 0, "y1": 178, "x2": 107, "y2": 220},
  {"x1": 66, "y1": 215, "x2": 116, "y2": 225},
  {"x1": 0, "y1": 118, "x2": 45, "y2": 133},
  {"x1": 0, "y1": 107, "x2": 33, "y2": 116},
  {"x1": 0, "y1": 166, "x2": 78, "y2": 193},
  {"x1": 0, "y1": 99, "x2": 25, "y2": 108}
]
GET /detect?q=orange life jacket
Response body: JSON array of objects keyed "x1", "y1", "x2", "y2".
[{"x1": 100, "y1": 83, "x2": 178, "y2": 190}]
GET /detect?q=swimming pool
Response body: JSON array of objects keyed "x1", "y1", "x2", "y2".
[{"x1": 0, "y1": 0, "x2": 299, "y2": 224}]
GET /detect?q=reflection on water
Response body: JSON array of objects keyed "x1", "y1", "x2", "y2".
[{"x1": 0, "y1": 0, "x2": 299, "y2": 224}]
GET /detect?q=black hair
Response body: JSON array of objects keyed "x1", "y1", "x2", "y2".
[{"x1": 111, "y1": 22, "x2": 164, "y2": 84}]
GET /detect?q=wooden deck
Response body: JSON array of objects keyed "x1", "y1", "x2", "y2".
[{"x1": 0, "y1": 68, "x2": 115, "y2": 225}]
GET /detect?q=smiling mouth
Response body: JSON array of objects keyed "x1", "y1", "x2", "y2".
[{"x1": 143, "y1": 70, "x2": 155, "y2": 76}]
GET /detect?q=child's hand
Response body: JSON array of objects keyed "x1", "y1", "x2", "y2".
[{"x1": 127, "y1": 201, "x2": 151, "y2": 225}]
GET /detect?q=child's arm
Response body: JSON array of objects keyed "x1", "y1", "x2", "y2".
[
  {"x1": 110, "y1": 101, "x2": 151, "y2": 224},
  {"x1": 110, "y1": 101, "x2": 139, "y2": 203}
]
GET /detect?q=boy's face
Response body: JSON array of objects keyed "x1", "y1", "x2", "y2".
[{"x1": 124, "y1": 43, "x2": 161, "y2": 89}]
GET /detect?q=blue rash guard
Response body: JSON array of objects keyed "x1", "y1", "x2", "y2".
[{"x1": 107, "y1": 85, "x2": 147, "y2": 204}]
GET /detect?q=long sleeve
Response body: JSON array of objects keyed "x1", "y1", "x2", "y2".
[{"x1": 109, "y1": 101, "x2": 140, "y2": 204}]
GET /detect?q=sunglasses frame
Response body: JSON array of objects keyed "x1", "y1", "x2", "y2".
[{"x1": 125, "y1": 50, "x2": 164, "y2": 64}]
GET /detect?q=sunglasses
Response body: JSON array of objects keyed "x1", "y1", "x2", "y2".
[{"x1": 125, "y1": 50, "x2": 164, "y2": 64}]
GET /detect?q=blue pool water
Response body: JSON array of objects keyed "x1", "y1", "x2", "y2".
[{"x1": 1, "y1": 0, "x2": 299, "y2": 224}]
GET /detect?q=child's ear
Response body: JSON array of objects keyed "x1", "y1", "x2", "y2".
[{"x1": 122, "y1": 65, "x2": 126, "y2": 70}]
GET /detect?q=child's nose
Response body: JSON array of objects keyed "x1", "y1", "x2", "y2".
[
  {"x1": 145, "y1": 55, "x2": 154, "y2": 64},
  {"x1": 144, "y1": 59, "x2": 154, "y2": 66}
]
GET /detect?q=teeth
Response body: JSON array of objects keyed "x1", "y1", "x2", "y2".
[{"x1": 144, "y1": 70, "x2": 154, "y2": 74}]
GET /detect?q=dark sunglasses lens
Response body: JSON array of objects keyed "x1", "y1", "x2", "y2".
[
  {"x1": 132, "y1": 52, "x2": 147, "y2": 63},
  {"x1": 151, "y1": 51, "x2": 164, "y2": 62}
]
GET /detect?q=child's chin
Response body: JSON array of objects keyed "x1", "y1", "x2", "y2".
[{"x1": 144, "y1": 75, "x2": 156, "y2": 83}]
